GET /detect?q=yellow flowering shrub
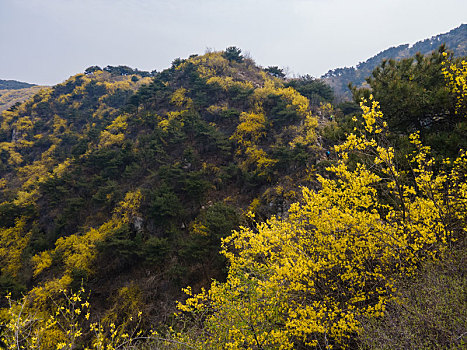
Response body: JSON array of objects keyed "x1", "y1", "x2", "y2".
[
  {"x1": 442, "y1": 55, "x2": 467, "y2": 114},
  {"x1": 171, "y1": 88, "x2": 193, "y2": 108},
  {"x1": 31, "y1": 190, "x2": 144, "y2": 285},
  {"x1": 1, "y1": 285, "x2": 199, "y2": 350},
  {"x1": 230, "y1": 78, "x2": 318, "y2": 175},
  {"x1": 178, "y1": 97, "x2": 466, "y2": 349},
  {"x1": 0, "y1": 218, "x2": 31, "y2": 277},
  {"x1": 0, "y1": 287, "x2": 155, "y2": 350},
  {"x1": 231, "y1": 111, "x2": 267, "y2": 146}
]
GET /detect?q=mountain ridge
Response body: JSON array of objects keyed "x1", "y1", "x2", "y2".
[
  {"x1": 323, "y1": 23, "x2": 467, "y2": 98},
  {"x1": 0, "y1": 79, "x2": 36, "y2": 90}
]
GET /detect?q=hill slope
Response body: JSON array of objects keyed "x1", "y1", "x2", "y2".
[
  {"x1": 0, "y1": 47, "x2": 465, "y2": 349},
  {"x1": 0, "y1": 51, "x2": 332, "y2": 324}
]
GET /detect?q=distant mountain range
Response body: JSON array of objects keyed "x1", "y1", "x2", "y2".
[
  {"x1": 0, "y1": 80, "x2": 43, "y2": 112},
  {"x1": 0, "y1": 79, "x2": 36, "y2": 90},
  {"x1": 322, "y1": 23, "x2": 467, "y2": 99},
  {"x1": 2, "y1": 24, "x2": 466, "y2": 107}
]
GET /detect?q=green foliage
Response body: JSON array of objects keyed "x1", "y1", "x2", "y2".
[
  {"x1": 182, "y1": 172, "x2": 212, "y2": 202},
  {"x1": 149, "y1": 185, "x2": 183, "y2": 227},
  {"x1": 0, "y1": 275, "x2": 26, "y2": 299},
  {"x1": 96, "y1": 225, "x2": 143, "y2": 271},
  {"x1": 0, "y1": 203, "x2": 32, "y2": 228},
  {"x1": 142, "y1": 237, "x2": 170, "y2": 265},
  {"x1": 351, "y1": 47, "x2": 456, "y2": 131},
  {"x1": 285, "y1": 75, "x2": 334, "y2": 105},
  {"x1": 84, "y1": 65, "x2": 102, "y2": 75},
  {"x1": 263, "y1": 93, "x2": 300, "y2": 127},
  {"x1": 222, "y1": 46, "x2": 244, "y2": 63},
  {"x1": 103, "y1": 65, "x2": 153, "y2": 77},
  {"x1": 336, "y1": 100, "x2": 361, "y2": 116},
  {"x1": 265, "y1": 66, "x2": 285, "y2": 78},
  {"x1": 351, "y1": 46, "x2": 467, "y2": 160},
  {"x1": 190, "y1": 202, "x2": 240, "y2": 242},
  {"x1": 323, "y1": 24, "x2": 467, "y2": 98}
]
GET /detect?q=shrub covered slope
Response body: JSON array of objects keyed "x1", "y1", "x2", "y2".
[{"x1": 0, "y1": 47, "x2": 465, "y2": 349}]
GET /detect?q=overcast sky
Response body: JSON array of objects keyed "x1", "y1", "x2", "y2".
[{"x1": 1, "y1": 0, "x2": 466, "y2": 85}]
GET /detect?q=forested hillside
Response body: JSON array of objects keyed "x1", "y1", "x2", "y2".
[
  {"x1": 324, "y1": 23, "x2": 467, "y2": 99},
  {"x1": 0, "y1": 79, "x2": 44, "y2": 113},
  {"x1": 0, "y1": 48, "x2": 337, "y2": 346},
  {"x1": 0, "y1": 46, "x2": 465, "y2": 349}
]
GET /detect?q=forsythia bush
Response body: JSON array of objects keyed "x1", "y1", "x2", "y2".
[
  {"x1": 178, "y1": 92, "x2": 467, "y2": 349},
  {"x1": 442, "y1": 53, "x2": 467, "y2": 114},
  {"x1": 1, "y1": 288, "x2": 196, "y2": 350},
  {"x1": 1, "y1": 288, "x2": 139, "y2": 350}
]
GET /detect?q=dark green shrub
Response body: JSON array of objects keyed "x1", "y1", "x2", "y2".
[{"x1": 223, "y1": 46, "x2": 243, "y2": 63}]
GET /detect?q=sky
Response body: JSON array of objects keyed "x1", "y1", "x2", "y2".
[{"x1": 1, "y1": 0, "x2": 466, "y2": 86}]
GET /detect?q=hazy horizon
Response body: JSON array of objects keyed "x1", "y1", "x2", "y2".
[{"x1": 1, "y1": 0, "x2": 466, "y2": 85}]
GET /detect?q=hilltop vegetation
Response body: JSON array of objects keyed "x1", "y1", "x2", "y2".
[{"x1": 0, "y1": 46, "x2": 466, "y2": 349}]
